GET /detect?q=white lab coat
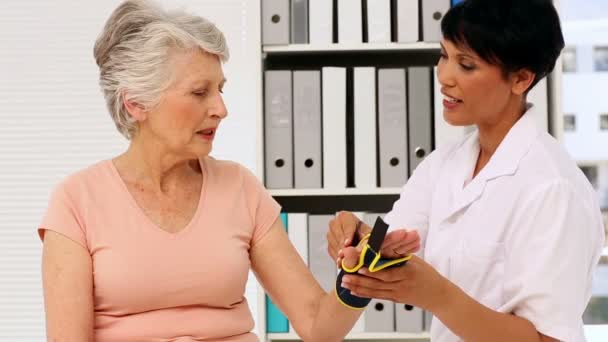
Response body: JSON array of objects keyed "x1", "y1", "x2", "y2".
[{"x1": 385, "y1": 105, "x2": 605, "y2": 342}]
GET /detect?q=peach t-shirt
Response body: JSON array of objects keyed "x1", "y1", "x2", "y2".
[{"x1": 39, "y1": 157, "x2": 281, "y2": 342}]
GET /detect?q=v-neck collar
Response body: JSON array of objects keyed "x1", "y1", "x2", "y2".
[{"x1": 107, "y1": 157, "x2": 207, "y2": 238}]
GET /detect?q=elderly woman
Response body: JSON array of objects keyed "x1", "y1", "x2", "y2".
[{"x1": 38, "y1": 1, "x2": 419, "y2": 341}]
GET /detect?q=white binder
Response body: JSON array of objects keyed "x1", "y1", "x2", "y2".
[
  {"x1": 395, "y1": 303, "x2": 424, "y2": 332},
  {"x1": 367, "y1": 0, "x2": 391, "y2": 43},
  {"x1": 287, "y1": 213, "x2": 309, "y2": 266},
  {"x1": 365, "y1": 299, "x2": 395, "y2": 331},
  {"x1": 309, "y1": 0, "x2": 333, "y2": 44},
  {"x1": 322, "y1": 67, "x2": 348, "y2": 189},
  {"x1": 396, "y1": 0, "x2": 419, "y2": 43},
  {"x1": 354, "y1": 67, "x2": 377, "y2": 189},
  {"x1": 338, "y1": 0, "x2": 363, "y2": 43}
]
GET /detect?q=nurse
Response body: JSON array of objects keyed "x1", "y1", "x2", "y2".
[{"x1": 327, "y1": 0, "x2": 605, "y2": 341}]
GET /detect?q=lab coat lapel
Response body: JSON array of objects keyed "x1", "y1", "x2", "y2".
[{"x1": 437, "y1": 104, "x2": 542, "y2": 225}]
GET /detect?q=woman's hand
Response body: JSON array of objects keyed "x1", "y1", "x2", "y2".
[
  {"x1": 327, "y1": 211, "x2": 369, "y2": 263},
  {"x1": 339, "y1": 255, "x2": 451, "y2": 312}
]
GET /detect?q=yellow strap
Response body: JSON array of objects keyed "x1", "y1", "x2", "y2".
[
  {"x1": 334, "y1": 288, "x2": 367, "y2": 310},
  {"x1": 368, "y1": 254, "x2": 412, "y2": 272},
  {"x1": 340, "y1": 233, "x2": 411, "y2": 273}
]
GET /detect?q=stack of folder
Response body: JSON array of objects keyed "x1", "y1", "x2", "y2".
[
  {"x1": 262, "y1": 0, "x2": 457, "y2": 46},
  {"x1": 263, "y1": 67, "x2": 436, "y2": 190}
]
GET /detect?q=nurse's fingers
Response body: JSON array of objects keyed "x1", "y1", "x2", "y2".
[
  {"x1": 341, "y1": 272, "x2": 397, "y2": 291},
  {"x1": 358, "y1": 264, "x2": 410, "y2": 282},
  {"x1": 380, "y1": 241, "x2": 420, "y2": 258},
  {"x1": 391, "y1": 242, "x2": 421, "y2": 256},
  {"x1": 350, "y1": 288, "x2": 394, "y2": 302},
  {"x1": 341, "y1": 281, "x2": 395, "y2": 301},
  {"x1": 380, "y1": 230, "x2": 421, "y2": 257},
  {"x1": 382, "y1": 229, "x2": 420, "y2": 250}
]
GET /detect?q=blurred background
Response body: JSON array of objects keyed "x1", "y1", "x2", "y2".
[
  {"x1": 560, "y1": 0, "x2": 608, "y2": 337},
  {"x1": 0, "y1": 0, "x2": 606, "y2": 340}
]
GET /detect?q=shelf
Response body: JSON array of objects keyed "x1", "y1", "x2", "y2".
[
  {"x1": 267, "y1": 332, "x2": 430, "y2": 341},
  {"x1": 269, "y1": 188, "x2": 402, "y2": 197},
  {"x1": 263, "y1": 42, "x2": 441, "y2": 54},
  {"x1": 270, "y1": 190, "x2": 401, "y2": 214}
]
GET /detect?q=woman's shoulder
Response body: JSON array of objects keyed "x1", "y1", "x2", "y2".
[
  {"x1": 202, "y1": 157, "x2": 268, "y2": 199},
  {"x1": 523, "y1": 133, "x2": 595, "y2": 192},
  {"x1": 523, "y1": 133, "x2": 580, "y2": 179},
  {"x1": 202, "y1": 156, "x2": 257, "y2": 179},
  {"x1": 52, "y1": 159, "x2": 114, "y2": 196}
]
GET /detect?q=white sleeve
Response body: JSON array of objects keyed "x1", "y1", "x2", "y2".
[
  {"x1": 502, "y1": 179, "x2": 602, "y2": 342},
  {"x1": 384, "y1": 150, "x2": 439, "y2": 256}
]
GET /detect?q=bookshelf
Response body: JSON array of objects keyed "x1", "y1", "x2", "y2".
[{"x1": 269, "y1": 188, "x2": 403, "y2": 197}]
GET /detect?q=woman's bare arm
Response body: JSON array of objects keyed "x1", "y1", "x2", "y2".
[
  {"x1": 42, "y1": 231, "x2": 94, "y2": 341},
  {"x1": 251, "y1": 218, "x2": 361, "y2": 342}
]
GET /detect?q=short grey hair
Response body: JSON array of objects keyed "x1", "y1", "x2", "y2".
[{"x1": 93, "y1": 0, "x2": 229, "y2": 139}]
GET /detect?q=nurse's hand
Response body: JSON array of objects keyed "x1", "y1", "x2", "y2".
[
  {"x1": 327, "y1": 211, "x2": 421, "y2": 267},
  {"x1": 339, "y1": 255, "x2": 450, "y2": 312}
]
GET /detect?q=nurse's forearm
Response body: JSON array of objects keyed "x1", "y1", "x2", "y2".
[
  {"x1": 432, "y1": 282, "x2": 549, "y2": 342},
  {"x1": 307, "y1": 292, "x2": 362, "y2": 342}
]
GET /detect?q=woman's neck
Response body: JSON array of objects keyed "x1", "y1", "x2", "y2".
[{"x1": 114, "y1": 137, "x2": 201, "y2": 194}]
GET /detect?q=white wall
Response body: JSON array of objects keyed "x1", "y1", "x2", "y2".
[{"x1": 0, "y1": 0, "x2": 261, "y2": 339}]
